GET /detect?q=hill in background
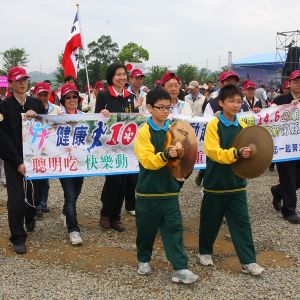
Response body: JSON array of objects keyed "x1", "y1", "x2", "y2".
[{"x1": 28, "y1": 71, "x2": 56, "y2": 84}]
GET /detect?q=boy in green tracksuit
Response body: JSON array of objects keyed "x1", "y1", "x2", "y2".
[
  {"x1": 133, "y1": 88, "x2": 198, "y2": 284},
  {"x1": 198, "y1": 84, "x2": 265, "y2": 276}
]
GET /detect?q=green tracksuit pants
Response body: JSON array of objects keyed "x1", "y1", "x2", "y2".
[
  {"x1": 136, "y1": 197, "x2": 188, "y2": 270},
  {"x1": 199, "y1": 191, "x2": 256, "y2": 264}
]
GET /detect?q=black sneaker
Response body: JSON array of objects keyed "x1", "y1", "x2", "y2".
[
  {"x1": 195, "y1": 174, "x2": 202, "y2": 186},
  {"x1": 284, "y1": 215, "x2": 300, "y2": 224},
  {"x1": 13, "y1": 243, "x2": 27, "y2": 254},
  {"x1": 25, "y1": 218, "x2": 36, "y2": 232},
  {"x1": 271, "y1": 186, "x2": 282, "y2": 211},
  {"x1": 35, "y1": 209, "x2": 43, "y2": 218}
]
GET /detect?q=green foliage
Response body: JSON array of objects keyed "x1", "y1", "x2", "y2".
[
  {"x1": 86, "y1": 35, "x2": 119, "y2": 64},
  {"x1": 0, "y1": 47, "x2": 29, "y2": 72},
  {"x1": 176, "y1": 64, "x2": 198, "y2": 85},
  {"x1": 118, "y1": 42, "x2": 149, "y2": 64},
  {"x1": 54, "y1": 52, "x2": 65, "y2": 85},
  {"x1": 143, "y1": 65, "x2": 169, "y2": 88}
]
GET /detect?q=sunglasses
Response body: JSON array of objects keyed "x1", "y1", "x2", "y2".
[{"x1": 65, "y1": 95, "x2": 79, "y2": 100}]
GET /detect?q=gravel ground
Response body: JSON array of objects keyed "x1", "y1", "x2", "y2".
[{"x1": 0, "y1": 169, "x2": 300, "y2": 300}]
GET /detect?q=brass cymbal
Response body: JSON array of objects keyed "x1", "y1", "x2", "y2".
[
  {"x1": 166, "y1": 120, "x2": 198, "y2": 179},
  {"x1": 232, "y1": 125, "x2": 274, "y2": 179}
]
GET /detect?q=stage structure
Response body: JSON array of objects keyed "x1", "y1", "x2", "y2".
[{"x1": 276, "y1": 30, "x2": 300, "y2": 82}]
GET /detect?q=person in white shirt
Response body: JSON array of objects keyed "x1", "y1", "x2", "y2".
[
  {"x1": 81, "y1": 81, "x2": 105, "y2": 113},
  {"x1": 255, "y1": 85, "x2": 268, "y2": 108},
  {"x1": 161, "y1": 71, "x2": 192, "y2": 117},
  {"x1": 184, "y1": 81, "x2": 205, "y2": 117},
  {"x1": 127, "y1": 69, "x2": 148, "y2": 114}
]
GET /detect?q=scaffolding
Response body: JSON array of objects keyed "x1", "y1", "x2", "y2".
[{"x1": 275, "y1": 30, "x2": 300, "y2": 82}]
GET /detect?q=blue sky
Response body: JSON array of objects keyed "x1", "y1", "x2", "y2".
[{"x1": 1, "y1": 0, "x2": 299, "y2": 72}]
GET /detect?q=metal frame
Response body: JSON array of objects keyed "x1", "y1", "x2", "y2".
[{"x1": 275, "y1": 30, "x2": 300, "y2": 81}]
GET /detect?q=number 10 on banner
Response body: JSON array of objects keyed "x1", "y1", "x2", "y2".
[{"x1": 106, "y1": 123, "x2": 138, "y2": 146}]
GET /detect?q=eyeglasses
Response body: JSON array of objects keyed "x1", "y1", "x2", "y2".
[
  {"x1": 152, "y1": 105, "x2": 173, "y2": 112},
  {"x1": 225, "y1": 98, "x2": 243, "y2": 104},
  {"x1": 65, "y1": 95, "x2": 79, "y2": 100}
]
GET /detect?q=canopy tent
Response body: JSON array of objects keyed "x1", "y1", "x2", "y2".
[{"x1": 232, "y1": 52, "x2": 284, "y2": 87}]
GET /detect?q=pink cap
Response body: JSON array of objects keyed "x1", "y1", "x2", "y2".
[
  {"x1": 61, "y1": 83, "x2": 79, "y2": 97},
  {"x1": 219, "y1": 71, "x2": 239, "y2": 83},
  {"x1": 34, "y1": 82, "x2": 51, "y2": 94},
  {"x1": 161, "y1": 71, "x2": 180, "y2": 86},
  {"x1": 0, "y1": 76, "x2": 8, "y2": 88},
  {"x1": 7, "y1": 67, "x2": 30, "y2": 81},
  {"x1": 243, "y1": 81, "x2": 256, "y2": 90},
  {"x1": 94, "y1": 81, "x2": 105, "y2": 91},
  {"x1": 130, "y1": 69, "x2": 145, "y2": 78},
  {"x1": 289, "y1": 70, "x2": 300, "y2": 81}
]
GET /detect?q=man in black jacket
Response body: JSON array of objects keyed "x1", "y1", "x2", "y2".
[
  {"x1": 0, "y1": 67, "x2": 46, "y2": 253},
  {"x1": 271, "y1": 70, "x2": 300, "y2": 224}
]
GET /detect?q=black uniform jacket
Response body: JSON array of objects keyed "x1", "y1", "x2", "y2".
[{"x1": 0, "y1": 95, "x2": 46, "y2": 166}]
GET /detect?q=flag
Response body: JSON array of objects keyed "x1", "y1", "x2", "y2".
[{"x1": 62, "y1": 11, "x2": 83, "y2": 79}]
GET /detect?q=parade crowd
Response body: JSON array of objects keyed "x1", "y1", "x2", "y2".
[{"x1": 0, "y1": 64, "x2": 300, "y2": 284}]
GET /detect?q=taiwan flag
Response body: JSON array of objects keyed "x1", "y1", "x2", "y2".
[{"x1": 62, "y1": 11, "x2": 83, "y2": 79}]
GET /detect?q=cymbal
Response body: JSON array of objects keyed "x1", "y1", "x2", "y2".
[
  {"x1": 232, "y1": 125, "x2": 274, "y2": 179},
  {"x1": 166, "y1": 120, "x2": 198, "y2": 179}
]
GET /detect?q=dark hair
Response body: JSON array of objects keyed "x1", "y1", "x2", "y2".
[
  {"x1": 218, "y1": 84, "x2": 243, "y2": 101},
  {"x1": 44, "y1": 80, "x2": 51, "y2": 85},
  {"x1": 146, "y1": 88, "x2": 171, "y2": 106},
  {"x1": 64, "y1": 75, "x2": 76, "y2": 84},
  {"x1": 106, "y1": 63, "x2": 127, "y2": 86}
]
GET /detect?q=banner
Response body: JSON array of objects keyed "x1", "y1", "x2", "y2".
[{"x1": 22, "y1": 104, "x2": 300, "y2": 179}]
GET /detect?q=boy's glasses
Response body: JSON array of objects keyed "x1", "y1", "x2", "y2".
[
  {"x1": 65, "y1": 95, "x2": 79, "y2": 100},
  {"x1": 152, "y1": 105, "x2": 173, "y2": 112}
]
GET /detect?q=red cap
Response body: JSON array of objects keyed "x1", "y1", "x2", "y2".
[
  {"x1": 219, "y1": 71, "x2": 239, "y2": 83},
  {"x1": 161, "y1": 71, "x2": 180, "y2": 86},
  {"x1": 34, "y1": 82, "x2": 51, "y2": 94},
  {"x1": 242, "y1": 80, "x2": 249, "y2": 87},
  {"x1": 154, "y1": 80, "x2": 162, "y2": 85},
  {"x1": 61, "y1": 83, "x2": 79, "y2": 97},
  {"x1": 94, "y1": 81, "x2": 105, "y2": 91},
  {"x1": 130, "y1": 69, "x2": 145, "y2": 78},
  {"x1": 289, "y1": 70, "x2": 300, "y2": 81},
  {"x1": 8, "y1": 67, "x2": 30, "y2": 81},
  {"x1": 282, "y1": 80, "x2": 290, "y2": 89},
  {"x1": 243, "y1": 81, "x2": 256, "y2": 90}
]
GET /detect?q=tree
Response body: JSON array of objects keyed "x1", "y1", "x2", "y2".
[
  {"x1": 118, "y1": 42, "x2": 149, "y2": 64},
  {"x1": 176, "y1": 64, "x2": 198, "y2": 85},
  {"x1": 87, "y1": 35, "x2": 119, "y2": 64},
  {"x1": 143, "y1": 65, "x2": 169, "y2": 88},
  {"x1": 54, "y1": 52, "x2": 65, "y2": 85},
  {"x1": 1, "y1": 47, "x2": 29, "y2": 72}
]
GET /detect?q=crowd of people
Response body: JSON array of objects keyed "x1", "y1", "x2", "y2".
[{"x1": 0, "y1": 64, "x2": 300, "y2": 284}]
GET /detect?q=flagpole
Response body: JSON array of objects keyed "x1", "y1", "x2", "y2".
[{"x1": 76, "y1": 3, "x2": 91, "y2": 104}]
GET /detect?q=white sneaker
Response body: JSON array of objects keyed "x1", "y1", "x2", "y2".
[
  {"x1": 137, "y1": 262, "x2": 151, "y2": 275},
  {"x1": 127, "y1": 210, "x2": 136, "y2": 216},
  {"x1": 172, "y1": 269, "x2": 198, "y2": 284},
  {"x1": 198, "y1": 254, "x2": 214, "y2": 266},
  {"x1": 242, "y1": 263, "x2": 265, "y2": 276},
  {"x1": 69, "y1": 231, "x2": 83, "y2": 246},
  {"x1": 61, "y1": 213, "x2": 67, "y2": 227}
]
